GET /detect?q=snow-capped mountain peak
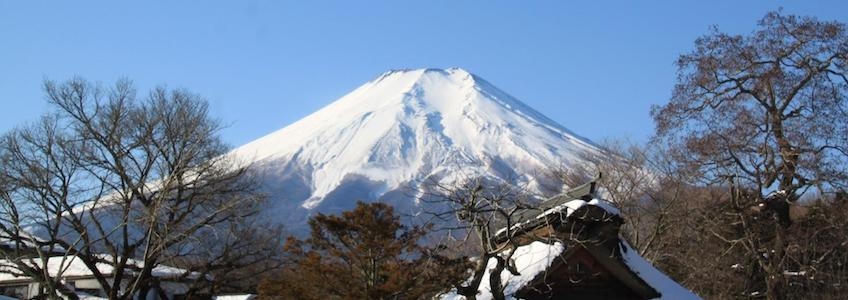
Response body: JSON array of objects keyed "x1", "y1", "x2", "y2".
[{"x1": 231, "y1": 68, "x2": 600, "y2": 230}]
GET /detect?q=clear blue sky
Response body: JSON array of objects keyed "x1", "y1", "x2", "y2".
[{"x1": 2, "y1": 1, "x2": 846, "y2": 147}]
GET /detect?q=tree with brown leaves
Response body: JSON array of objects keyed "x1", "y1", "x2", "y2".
[
  {"x1": 652, "y1": 11, "x2": 848, "y2": 300},
  {"x1": 258, "y1": 201, "x2": 467, "y2": 300}
]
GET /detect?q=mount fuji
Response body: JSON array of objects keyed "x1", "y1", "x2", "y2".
[{"x1": 232, "y1": 68, "x2": 603, "y2": 232}]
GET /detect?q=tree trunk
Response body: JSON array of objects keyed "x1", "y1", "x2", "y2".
[
  {"x1": 489, "y1": 256, "x2": 507, "y2": 300},
  {"x1": 765, "y1": 223, "x2": 787, "y2": 300},
  {"x1": 135, "y1": 266, "x2": 156, "y2": 300}
]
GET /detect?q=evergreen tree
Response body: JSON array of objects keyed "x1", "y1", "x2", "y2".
[{"x1": 258, "y1": 201, "x2": 468, "y2": 299}]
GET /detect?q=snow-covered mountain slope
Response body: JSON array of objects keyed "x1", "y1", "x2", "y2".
[{"x1": 232, "y1": 68, "x2": 603, "y2": 232}]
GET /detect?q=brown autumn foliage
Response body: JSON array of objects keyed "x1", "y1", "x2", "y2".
[
  {"x1": 562, "y1": 138, "x2": 848, "y2": 299},
  {"x1": 649, "y1": 10, "x2": 848, "y2": 300},
  {"x1": 638, "y1": 185, "x2": 848, "y2": 299},
  {"x1": 257, "y1": 201, "x2": 469, "y2": 300}
]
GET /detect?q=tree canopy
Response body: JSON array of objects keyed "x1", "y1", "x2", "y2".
[
  {"x1": 651, "y1": 11, "x2": 848, "y2": 300},
  {"x1": 652, "y1": 11, "x2": 848, "y2": 197},
  {"x1": 0, "y1": 78, "x2": 279, "y2": 299},
  {"x1": 258, "y1": 201, "x2": 467, "y2": 300}
]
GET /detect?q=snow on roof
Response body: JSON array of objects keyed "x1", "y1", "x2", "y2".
[
  {"x1": 586, "y1": 198, "x2": 621, "y2": 215},
  {"x1": 1, "y1": 230, "x2": 60, "y2": 253},
  {"x1": 438, "y1": 241, "x2": 565, "y2": 300},
  {"x1": 619, "y1": 241, "x2": 700, "y2": 299},
  {"x1": 438, "y1": 239, "x2": 700, "y2": 300},
  {"x1": 0, "y1": 255, "x2": 194, "y2": 282},
  {"x1": 443, "y1": 196, "x2": 700, "y2": 300},
  {"x1": 495, "y1": 198, "x2": 619, "y2": 238},
  {"x1": 213, "y1": 295, "x2": 257, "y2": 300}
]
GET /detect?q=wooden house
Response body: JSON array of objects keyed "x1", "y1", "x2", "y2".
[{"x1": 442, "y1": 178, "x2": 699, "y2": 300}]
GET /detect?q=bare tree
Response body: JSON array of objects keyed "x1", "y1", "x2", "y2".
[
  {"x1": 169, "y1": 215, "x2": 286, "y2": 297},
  {"x1": 552, "y1": 140, "x2": 695, "y2": 263},
  {"x1": 0, "y1": 78, "x2": 276, "y2": 299},
  {"x1": 421, "y1": 176, "x2": 540, "y2": 300},
  {"x1": 781, "y1": 195, "x2": 848, "y2": 299},
  {"x1": 651, "y1": 11, "x2": 848, "y2": 300}
]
